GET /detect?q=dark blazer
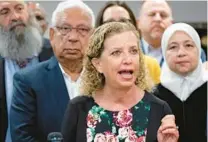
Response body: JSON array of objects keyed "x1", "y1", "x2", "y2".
[
  {"x1": 61, "y1": 92, "x2": 172, "y2": 142},
  {"x1": 10, "y1": 56, "x2": 70, "y2": 142},
  {"x1": 0, "y1": 47, "x2": 53, "y2": 142}
]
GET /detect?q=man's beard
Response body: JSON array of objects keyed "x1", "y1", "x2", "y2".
[{"x1": 0, "y1": 16, "x2": 43, "y2": 61}]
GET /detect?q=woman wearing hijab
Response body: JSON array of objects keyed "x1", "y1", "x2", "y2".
[{"x1": 156, "y1": 23, "x2": 207, "y2": 142}]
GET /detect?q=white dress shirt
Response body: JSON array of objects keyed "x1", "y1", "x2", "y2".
[{"x1": 59, "y1": 64, "x2": 82, "y2": 99}]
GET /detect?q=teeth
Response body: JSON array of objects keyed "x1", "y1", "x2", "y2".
[{"x1": 119, "y1": 71, "x2": 133, "y2": 74}]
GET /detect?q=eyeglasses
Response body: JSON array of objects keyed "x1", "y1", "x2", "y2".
[{"x1": 55, "y1": 26, "x2": 91, "y2": 37}]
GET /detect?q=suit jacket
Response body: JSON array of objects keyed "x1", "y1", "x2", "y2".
[
  {"x1": 0, "y1": 47, "x2": 53, "y2": 142},
  {"x1": 61, "y1": 92, "x2": 172, "y2": 142},
  {"x1": 10, "y1": 56, "x2": 70, "y2": 142}
]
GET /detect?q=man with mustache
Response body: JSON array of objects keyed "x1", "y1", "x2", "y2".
[
  {"x1": 137, "y1": 0, "x2": 206, "y2": 67},
  {"x1": 0, "y1": 0, "x2": 52, "y2": 141},
  {"x1": 10, "y1": 0, "x2": 95, "y2": 141}
]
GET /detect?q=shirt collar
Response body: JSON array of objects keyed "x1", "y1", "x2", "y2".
[
  {"x1": 141, "y1": 38, "x2": 149, "y2": 54},
  {"x1": 141, "y1": 38, "x2": 162, "y2": 53},
  {"x1": 58, "y1": 63, "x2": 84, "y2": 82}
]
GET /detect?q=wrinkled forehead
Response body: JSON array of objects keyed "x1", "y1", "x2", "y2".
[
  {"x1": 57, "y1": 7, "x2": 92, "y2": 27},
  {"x1": 0, "y1": 0, "x2": 25, "y2": 9}
]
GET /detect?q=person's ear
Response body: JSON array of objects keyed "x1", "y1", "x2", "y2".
[
  {"x1": 49, "y1": 27, "x2": 56, "y2": 48},
  {"x1": 91, "y1": 58, "x2": 103, "y2": 73},
  {"x1": 49, "y1": 27, "x2": 55, "y2": 41}
]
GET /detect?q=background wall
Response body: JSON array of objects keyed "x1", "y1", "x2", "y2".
[
  {"x1": 36, "y1": 1, "x2": 207, "y2": 24},
  {"x1": 34, "y1": 0, "x2": 207, "y2": 51}
]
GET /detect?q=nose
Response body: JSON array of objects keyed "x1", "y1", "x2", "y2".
[
  {"x1": 10, "y1": 11, "x2": 21, "y2": 22},
  {"x1": 122, "y1": 54, "x2": 132, "y2": 64},
  {"x1": 177, "y1": 46, "x2": 187, "y2": 57},
  {"x1": 154, "y1": 13, "x2": 162, "y2": 22},
  {"x1": 67, "y1": 29, "x2": 79, "y2": 42}
]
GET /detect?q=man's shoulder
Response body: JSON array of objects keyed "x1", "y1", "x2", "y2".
[{"x1": 14, "y1": 57, "x2": 54, "y2": 80}]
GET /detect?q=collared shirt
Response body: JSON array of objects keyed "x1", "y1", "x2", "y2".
[
  {"x1": 141, "y1": 39, "x2": 163, "y2": 66},
  {"x1": 59, "y1": 64, "x2": 82, "y2": 99},
  {"x1": 5, "y1": 57, "x2": 39, "y2": 142}
]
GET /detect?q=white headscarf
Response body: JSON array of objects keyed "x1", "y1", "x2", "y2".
[{"x1": 160, "y1": 23, "x2": 207, "y2": 101}]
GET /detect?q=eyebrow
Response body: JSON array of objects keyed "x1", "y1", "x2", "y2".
[
  {"x1": 76, "y1": 24, "x2": 90, "y2": 27},
  {"x1": 57, "y1": 23, "x2": 90, "y2": 28},
  {"x1": 14, "y1": 3, "x2": 25, "y2": 10},
  {"x1": 109, "y1": 45, "x2": 138, "y2": 51},
  {"x1": 167, "y1": 42, "x2": 178, "y2": 47},
  {"x1": 169, "y1": 41, "x2": 178, "y2": 44},
  {"x1": 108, "y1": 47, "x2": 122, "y2": 52},
  {"x1": 168, "y1": 40, "x2": 194, "y2": 45},
  {"x1": 15, "y1": 3, "x2": 24, "y2": 7},
  {"x1": 184, "y1": 40, "x2": 194, "y2": 43},
  {"x1": 103, "y1": 18, "x2": 132, "y2": 24}
]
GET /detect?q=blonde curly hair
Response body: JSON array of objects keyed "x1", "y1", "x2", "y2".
[{"x1": 81, "y1": 22, "x2": 153, "y2": 96}]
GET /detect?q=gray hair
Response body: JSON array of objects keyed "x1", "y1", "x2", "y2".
[
  {"x1": 0, "y1": 13, "x2": 42, "y2": 61},
  {"x1": 51, "y1": 0, "x2": 95, "y2": 27}
]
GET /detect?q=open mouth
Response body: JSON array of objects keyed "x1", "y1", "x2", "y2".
[
  {"x1": 118, "y1": 70, "x2": 133, "y2": 75},
  {"x1": 118, "y1": 69, "x2": 134, "y2": 80}
]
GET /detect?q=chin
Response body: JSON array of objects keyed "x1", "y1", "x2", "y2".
[
  {"x1": 118, "y1": 81, "x2": 136, "y2": 89},
  {"x1": 65, "y1": 54, "x2": 83, "y2": 60},
  {"x1": 151, "y1": 33, "x2": 162, "y2": 39},
  {"x1": 177, "y1": 70, "x2": 190, "y2": 76}
]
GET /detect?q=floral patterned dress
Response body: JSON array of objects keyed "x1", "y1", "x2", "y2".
[{"x1": 86, "y1": 95, "x2": 151, "y2": 142}]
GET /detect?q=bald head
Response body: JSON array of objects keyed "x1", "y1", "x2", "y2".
[
  {"x1": 138, "y1": 0, "x2": 173, "y2": 48},
  {"x1": 139, "y1": 0, "x2": 172, "y2": 17}
]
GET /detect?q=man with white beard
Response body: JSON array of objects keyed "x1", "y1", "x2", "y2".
[{"x1": 0, "y1": 0, "x2": 53, "y2": 141}]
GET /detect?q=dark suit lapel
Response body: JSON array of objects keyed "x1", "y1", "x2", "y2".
[{"x1": 46, "y1": 57, "x2": 69, "y2": 116}]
